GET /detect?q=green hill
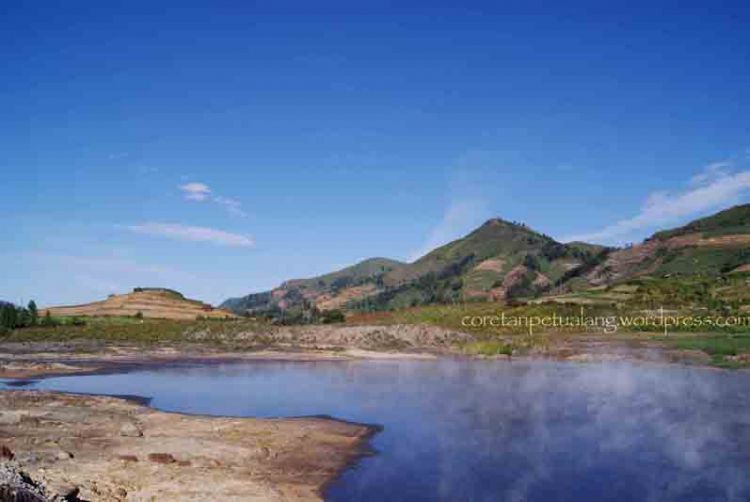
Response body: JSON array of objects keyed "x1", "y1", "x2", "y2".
[
  {"x1": 355, "y1": 218, "x2": 606, "y2": 310},
  {"x1": 581, "y1": 204, "x2": 750, "y2": 287},
  {"x1": 651, "y1": 204, "x2": 750, "y2": 241},
  {"x1": 546, "y1": 204, "x2": 750, "y2": 308},
  {"x1": 221, "y1": 258, "x2": 405, "y2": 317},
  {"x1": 221, "y1": 219, "x2": 606, "y2": 316},
  {"x1": 222, "y1": 204, "x2": 750, "y2": 319}
]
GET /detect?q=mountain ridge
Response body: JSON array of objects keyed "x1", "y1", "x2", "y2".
[
  {"x1": 222, "y1": 204, "x2": 750, "y2": 318},
  {"x1": 221, "y1": 217, "x2": 607, "y2": 316}
]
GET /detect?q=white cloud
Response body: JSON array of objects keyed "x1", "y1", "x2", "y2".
[
  {"x1": 128, "y1": 222, "x2": 255, "y2": 248},
  {"x1": 408, "y1": 199, "x2": 488, "y2": 261},
  {"x1": 563, "y1": 161, "x2": 750, "y2": 244},
  {"x1": 214, "y1": 196, "x2": 248, "y2": 217},
  {"x1": 179, "y1": 182, "x2": 212, "y2": 201},
  {"x1": 178, "y1": 181, "x2": 247, "y2": 216},
  {"x1": 407, "y1": 159, "x2": 498, "y2": 262},
  {"x1": 689, "y1": 162, "x2": 731, "y2": 187}
]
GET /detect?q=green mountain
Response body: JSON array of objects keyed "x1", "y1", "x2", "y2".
[
  {"x1": 221, "y1": 219, "x2": 606, "y2": 315},
  {"x1": 221, "y1": 204, "x2": 750, "y2": 318},
  {"x1": 360, "y1": 218, "x2": 606, "y2": 310},
  {"x1": 221, "y1": 258, "x2": 406, "y2": 316}
]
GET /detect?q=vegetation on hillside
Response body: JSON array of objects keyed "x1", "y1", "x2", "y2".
[
  {"x1": 222, "y1": 206, "x2": 750, "y2": 320},
  {"x1": 651, "y1": 204, "x2": 750, "y2": 240},
  {"x1": 221, "y1": 258, "x2": 403, "y2": 315},
  {"x1": 223, "y1": 219, "x2": 609, "y2": 316}
]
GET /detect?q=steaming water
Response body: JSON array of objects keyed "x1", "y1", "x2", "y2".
[{"x1": 3, "y1": 360, "x2": 750, "y2": 501}]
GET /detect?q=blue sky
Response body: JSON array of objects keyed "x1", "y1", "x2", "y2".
[{"x1": 2, "y1": 1, "x2": 750, "y2": 306}]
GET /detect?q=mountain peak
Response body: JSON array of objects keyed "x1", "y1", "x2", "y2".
[{"x1": 481, "y1": 217, "x2": 513, "y2": 227}]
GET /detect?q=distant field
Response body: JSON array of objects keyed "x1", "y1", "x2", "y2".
[
  {"x1": 2, "y1": 316, "x2": 268, "y2": 346},
  {"x1": 4, "y1": 298, "x2": 750, "y2": 368},
  {"x1": 348, "y1": 301, "x2": 750, "y2": 367},
  {"x1": 43, "y1": 289, "x2": 237, "y2": 321}
]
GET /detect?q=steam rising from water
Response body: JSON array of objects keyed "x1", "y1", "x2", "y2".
[{"x1": 4, "y1": 360, "x2": 749, "y2": 501}]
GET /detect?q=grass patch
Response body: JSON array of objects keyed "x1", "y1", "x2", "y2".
[
  {"x1": 464, "y1": 340, "x2": 514, "y2": 356},
  {"x1": 662, "y1": 333, "x2": 750, "y2": 356},
  {"x1": 651, "y1": 332, "x2": 750, "y2": 368}
]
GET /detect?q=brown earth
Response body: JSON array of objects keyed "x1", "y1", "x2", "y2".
[
  {"x1": 473, "y1": 258, "x2": 506, "y2": 273},
  {"x1": 0, "y1": 391, "x2": 375, "y2": 501},
  {"x1": 188, "y1": 323, "x2": 474, "y2": 353},
  {"x1": 0, "y1": 323, "x2": 715, "y2": 382},
  {"x1": 585, "y1": 232, "x2": 750, "y2": 286},
  {"x1": 315, "y1": 284, "x2": 380, "y2": 311},
  {"x1": 0, "y1": 324, "x2": 470, "y2": 380},
  {"x1": 0, "y1": 361, "x2": 97, "y2": 379},
  {"x1": 730, "y1": 264, "x2": 750, "y2": 274},
  {"x1": 42, "y1": 290, "x2": 236, "y2": 321},
  {"x1": 666, "y1": 233, "x2": 750, "y2": 248}
]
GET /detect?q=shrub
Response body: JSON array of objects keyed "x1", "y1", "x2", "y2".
[
  {"x1": 40, "y1": 311, "x2": 59, "y2": 327},
  {"x1": 321, "y1": 310, "x2": 346, "y2": 324}
]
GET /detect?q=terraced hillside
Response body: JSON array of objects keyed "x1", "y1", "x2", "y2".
[
  {"x1": 221, "y1": 258, "x2": 406, "y2": 316},
  {"x1": 356, "y1": 219, "x2": 606, "y2": 309},
  {"x1": 223, "y1": 204, "x2": 750, "y2": 319},
  {"x1": 540, "y1": 204, "x2": 750, "y2": 309},
  {"x1": 222, "y1": 219, "x2": 607, "y2": 316},
  {"x1": 583, "y1": 205, "x2": 750, "y2": 287},
  {"x1": 44, "y1": 288, "x2": 236, "y2": 320}
]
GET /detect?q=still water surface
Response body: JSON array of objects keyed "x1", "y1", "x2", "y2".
[{"x1": 3, "y1": 359, "x2": 750, "y2": 501}]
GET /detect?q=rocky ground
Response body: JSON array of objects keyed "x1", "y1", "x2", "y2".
[
  {"x1": 187, "y1": 323, "x2": 475, "y2": 352},
  {"x1": 0, "y1": 391, "x2": 375, "y2": 501},
  {"x1": 0, "y1": 323, "x2": 723, "y2": 381},
  {"x1": 0, "y1": 324, "x2": 464, "y2": 380}
]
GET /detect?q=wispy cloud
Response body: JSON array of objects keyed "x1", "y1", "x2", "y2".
[
  {"x1": 128, "y1": 222, "x2": 254, "y2": 248},
  {"x1": 407, "y1": 159, "x2": 498, "y2": 262},
  {"x1": 178, "y1": 181, "x2": 247, "y2": 216},
  {"x1": 563, "y1": 159, "x2": 750, "y2": 244},
  {"x1": 408, "y1": 199, "x2": 489, "y2": 261},
  {"x1": 179, "y1": 182, "x2": 212, "y2": 201},
  {"x1": 213, "y1": 196, "x2": 247, "y2": 217}
]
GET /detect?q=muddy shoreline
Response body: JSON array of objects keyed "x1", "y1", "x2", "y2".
[
  {"x1": 0, "y1": 340, "x2": 404, "y2": 500},
  {"x1": 0, "y1": 390, "x2": 378, "y2": 501},
  {"x1": 0, "y1": 330, "x2": 727, "y2": 382}
]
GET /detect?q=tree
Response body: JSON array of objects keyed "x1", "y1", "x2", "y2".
[
  {"x1": 0, "y1": 304, "x2": 17, "y2": 329},
  {"x1": 27, "y1": 300, "x2": 38, "y2": 325},
  {"x1": 41, "y1": 310, "x2": 54, "y2": 326}
]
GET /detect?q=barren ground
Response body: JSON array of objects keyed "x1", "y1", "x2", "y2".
[{"x1": 0, "y1": 391, "x2": 374, "y2": 501}]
